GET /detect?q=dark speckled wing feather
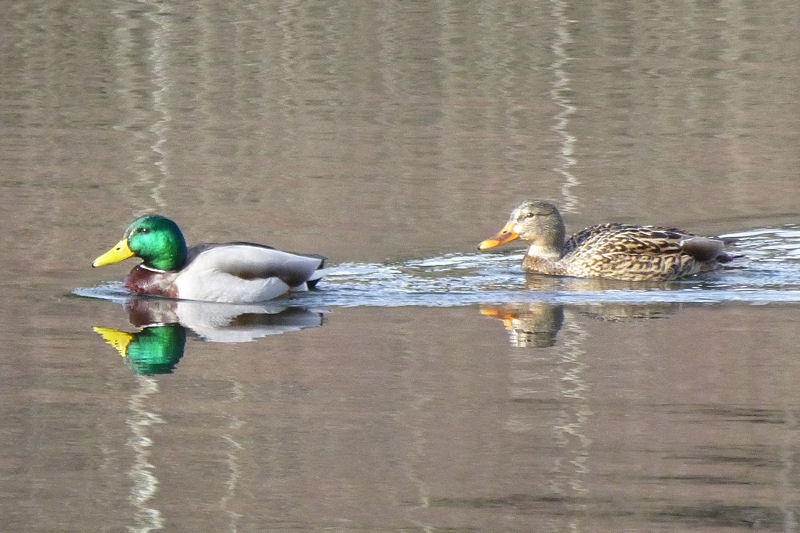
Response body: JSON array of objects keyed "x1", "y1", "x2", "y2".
[
  {"x1": 563, "y1": 224, "x2": 628, "y2": 254},
  {"x1": 564, "y1": 224, "x2": 690, "y2": 255},
  {"x1": 560, "y1": 225, "x2": 714, "y2": 281}
]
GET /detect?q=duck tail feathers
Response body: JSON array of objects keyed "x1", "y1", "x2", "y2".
[
  {"x1": 680, "y1": 237, "x2": 726, "y2": 262},
  {"x1": 306, "y1": 261, "x2": 330, "y2": 289}
]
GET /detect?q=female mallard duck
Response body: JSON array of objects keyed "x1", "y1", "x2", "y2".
[
  {"x1": 478, "y1": 200, "x2": 732, "y2": 281},
  {"x1": 92, "y1": 215, "x2": 326, "y2": 303}
]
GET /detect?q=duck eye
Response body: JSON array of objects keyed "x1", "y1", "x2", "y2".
[
  {"x1": 139, "y1": 227, "x2": 149, "y2": 234},
  {"x1": 526, "y1": 212, "x2": 535, "y2": 218}
]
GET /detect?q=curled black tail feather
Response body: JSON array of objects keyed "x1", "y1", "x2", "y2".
[{"x1": 305, "y1": 255, "x2": 326, "y2": 289}]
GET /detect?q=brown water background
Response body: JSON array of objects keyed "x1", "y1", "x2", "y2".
[{"x1": 2, "y1": 1, "x2": 800, "y2": 531}]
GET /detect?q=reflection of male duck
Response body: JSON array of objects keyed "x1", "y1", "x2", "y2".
[
  {"x1": 95, "y1": 297, "x2": 326, "y2": 374},
  {"x1": 123, "y1": 297, "x2": 325, "y2": 343},
  {"x1": 95, "y1": 324, "x2": 186, "y2": 375}
]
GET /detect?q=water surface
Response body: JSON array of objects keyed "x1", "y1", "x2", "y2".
[{"x1": 2, "y1": 1, "x2": 800, "y2": 531}]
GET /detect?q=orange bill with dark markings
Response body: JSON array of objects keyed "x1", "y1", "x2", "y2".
[{"x1": 478, "y1": 221, "x2": 520, "y2": 250}]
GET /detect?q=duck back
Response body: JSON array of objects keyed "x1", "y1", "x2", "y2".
[{"x1": 555, "y1": 225, "x2": 726, "y2": 281}]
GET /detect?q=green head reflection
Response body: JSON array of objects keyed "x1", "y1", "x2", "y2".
[{"x1": 95, "y1": 324, "x2": 186, "y2": 375}]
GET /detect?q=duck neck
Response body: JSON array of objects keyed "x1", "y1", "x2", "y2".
[
  {"x1": 147, "y1": 248, "x2": 186, "y2": 272},
  {"x1": 524, "y1": 232, "x2": 565, "y2": 274},
  {"x1": 522, "y1": 253, "x2": 564, "y2": 275},
  {"x1": 139, "y1": 236, "x2": 187, "y2": 271},
  {"x1": 526, "y1": 243, "x2": 563, "y2": 261},
  {"x1": 528, "y1": 213, "x2": 566, "y2": 260}
]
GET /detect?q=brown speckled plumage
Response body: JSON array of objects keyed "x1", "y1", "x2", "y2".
[{"x1": 479, "y1": 201, "x2": 732, "y2": 281}]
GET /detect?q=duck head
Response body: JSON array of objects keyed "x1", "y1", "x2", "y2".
[
  {"x1": 92, "y1": 215, "x2": 188, "y2": 271},
  {"x1": 478, "y1": 200, "x2": 566, "y2": 257}
]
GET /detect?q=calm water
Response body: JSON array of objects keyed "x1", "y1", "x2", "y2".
[{"x1": 2, "y1": 1, "x2": 800, "y2": 531}]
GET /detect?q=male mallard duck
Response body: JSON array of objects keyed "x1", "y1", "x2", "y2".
[
  {"x1": 92, "y1": 215, "x2": 326, "y2": 303},
  {"x1": 478, "y1": 200, "x2": 732, "y2": 281}
]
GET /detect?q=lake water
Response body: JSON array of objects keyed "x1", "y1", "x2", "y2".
[{"x1": 2, "y1": 1, "x2": 800, "y2": 531}]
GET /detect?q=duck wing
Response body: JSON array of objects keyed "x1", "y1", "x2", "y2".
[
  {"x1": 564, "y1": 225, "x2": 729, "y2": 280},
  {"x1": 563, "y1": 223, "x2": 633, "y2": 254},
  {"x1": 186, "y1": 243, "x2": 325, "y2": 287},
  {"x1": 565, "y1": 225, "x2": 692, "y2": 256}
]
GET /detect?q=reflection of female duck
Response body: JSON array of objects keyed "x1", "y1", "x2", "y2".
[
  {"x1": 479, "y1": 201, "x2": 733, "y2": 281},
  {"x1": 93, "y1": 215, "x2": 326, "y2": 303},
  {"x1": 480, "y1": 301, "x2": 682, "y2": 348},
  {"x1": 481, "y1": 303, "x2": 564, "y2": 348}
]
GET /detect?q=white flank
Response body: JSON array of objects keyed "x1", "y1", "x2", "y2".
[{"x1": 174, "y1": 245, "x2": 323, "y2": 303}]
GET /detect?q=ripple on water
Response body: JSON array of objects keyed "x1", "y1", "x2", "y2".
[{"x1": 75, "y1": 226, "x2": 800, "y2": 308}]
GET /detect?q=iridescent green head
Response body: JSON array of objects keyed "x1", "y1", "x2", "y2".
[{"x1": 92, "y1": 215, "x2": 188, "y2": 271}]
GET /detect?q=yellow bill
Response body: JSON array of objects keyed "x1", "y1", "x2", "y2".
[
  {"x1": 92, "y1": 238, "x2": 134, "y2": 267},
  {"x1": 94, "y1": 327, "x2": 134, "y2": 357}
]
